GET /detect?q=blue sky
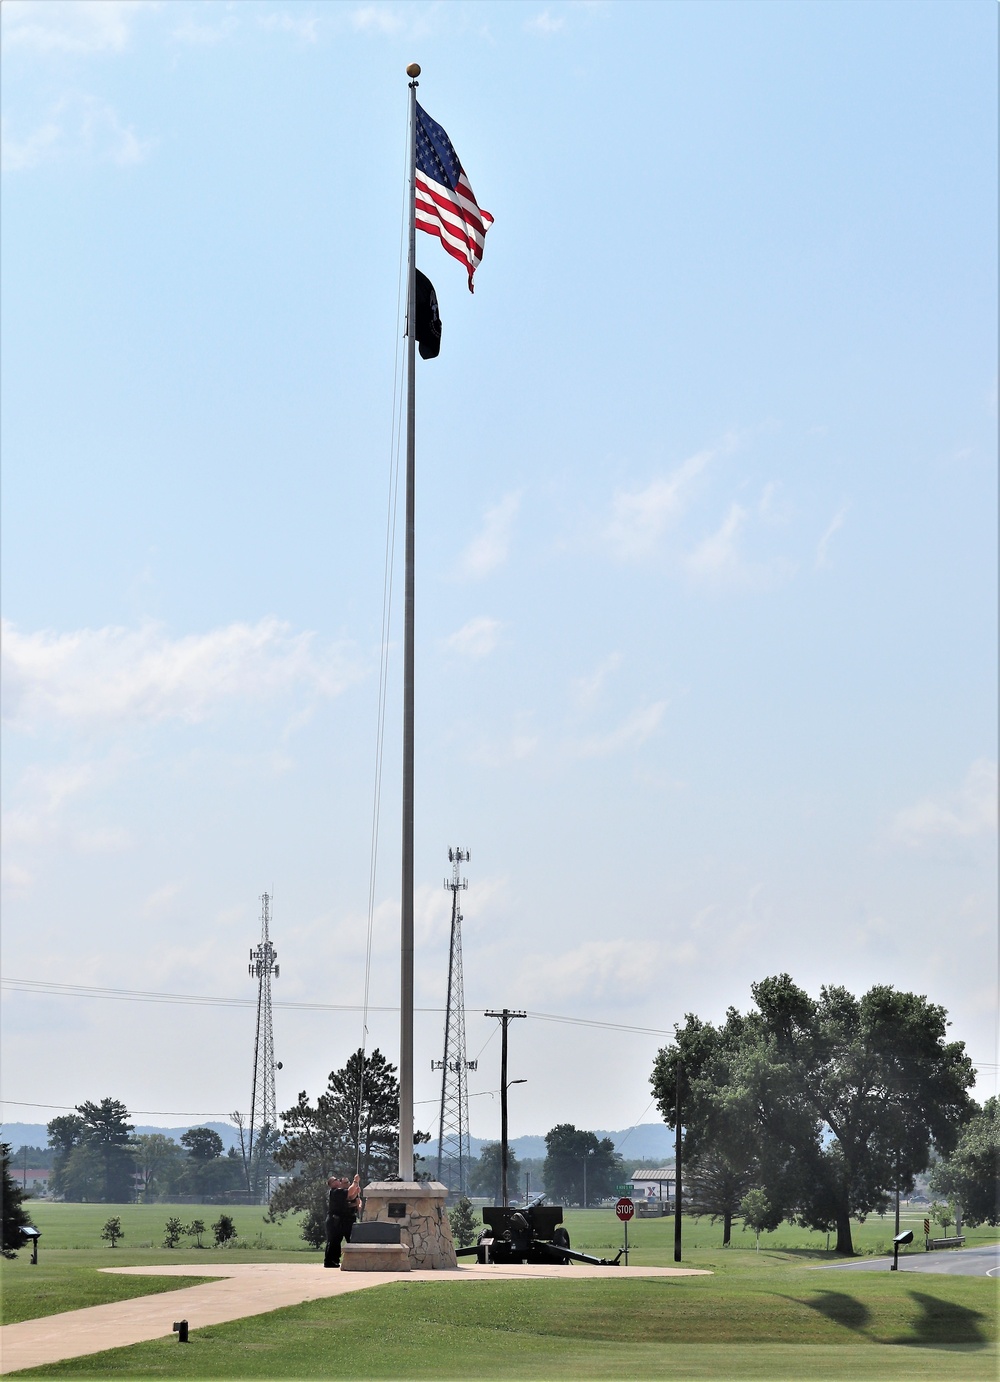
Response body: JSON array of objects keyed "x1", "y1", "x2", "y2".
[{"x1": 2, "y1": 0, "x2": 996, "y2": 1144}]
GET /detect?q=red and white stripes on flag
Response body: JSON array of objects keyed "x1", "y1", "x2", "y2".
[{"x1": 415, "y1": 103, "x2": 493, "y2": 292}]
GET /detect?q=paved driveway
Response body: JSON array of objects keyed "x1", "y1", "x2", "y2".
[{"x1": 816, "y1": 1244, "x2": 1000, "y2": 1278}]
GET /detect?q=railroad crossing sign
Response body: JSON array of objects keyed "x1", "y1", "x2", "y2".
[{"x1": 616, "y1": 1197, "x2": 635, "y2": 1222}]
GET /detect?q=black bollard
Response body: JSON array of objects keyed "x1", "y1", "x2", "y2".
[{"x1": 173, "y1": 1320, "x2": 189, "y2": 1343}]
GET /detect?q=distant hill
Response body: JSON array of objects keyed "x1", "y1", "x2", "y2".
[
  {"x1": 423, "y1": 1123, "x2": 674, "y2": 1163},
  {"x1": 5, "y1": 1118, "x2": 673, "y2": 1163},
  {"x1": 1, "y1": 1121, "x2": 242, "y2": 1153}
]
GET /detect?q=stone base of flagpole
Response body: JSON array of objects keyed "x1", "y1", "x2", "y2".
[{"x1": 350, "y1": 1181, "x2": 457, "y2": 1270}]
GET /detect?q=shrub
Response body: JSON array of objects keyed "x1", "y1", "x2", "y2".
[
  {"x1": 212, "y1": 1214, "x2": 237, "y2": 1246},
  {"x1": 186, "y1": 1218, "x2": 207, "y2": 1248},
  {"x1": 100, "y1": 1216, "x2": 124, "y2": 1248},
  {"x1": 448, "y1": 1196, "x2": 480, "y2": 1248},
  {"x1": 163, "y1": 1216, "x2": 184, "y2": 1248}
]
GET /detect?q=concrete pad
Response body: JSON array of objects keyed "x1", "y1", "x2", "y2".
[{"x1": 0, "y1": 1261, "x2": 710, "y2": 1374}]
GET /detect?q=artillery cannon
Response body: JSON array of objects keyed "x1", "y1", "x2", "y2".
[{"x1": 455, "y1": 1200, "x2": 622, "y2": 1267}]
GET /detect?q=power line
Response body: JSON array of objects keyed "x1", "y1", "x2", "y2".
[{"x1": 2, "y1": 977, "x2": 996, "y2": 1066}]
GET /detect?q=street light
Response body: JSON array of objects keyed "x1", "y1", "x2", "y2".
[{"x1": 501, "y1": 1078, "x2": 527, "y2": 1208}]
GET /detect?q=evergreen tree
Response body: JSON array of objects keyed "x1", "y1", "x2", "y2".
[
  {"x1": 1, "y1": 1143, "x2": 34, "y2": 1258},
  {"x1": 212, "y1": 1214, "x2": 237, "y2": 1246},
  {"x1": 270, "y1": 1048, "x2": 428, "y2": 1230}
]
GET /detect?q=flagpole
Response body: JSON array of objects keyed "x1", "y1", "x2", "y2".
[{"x1": 399, "y1": 61, "x2": 420, "y2": 1183}]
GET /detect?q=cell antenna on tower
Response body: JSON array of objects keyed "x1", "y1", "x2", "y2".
[
  {"x1": 242, "y1": 892, "x2": 280, "y2": 1201},
  {"x1": 431, "y1": 848, "x2": 477, "y2": 1194}
]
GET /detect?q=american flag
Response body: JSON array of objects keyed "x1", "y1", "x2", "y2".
[{"x1": 415, "y1": 103, "x2": 493, "y2": 292}]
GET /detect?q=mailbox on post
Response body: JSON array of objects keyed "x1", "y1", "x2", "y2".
[{"x1": 891, "y1": 1229, "x2": 913, "y2": 1271}]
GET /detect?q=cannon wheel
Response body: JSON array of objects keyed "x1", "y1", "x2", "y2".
[{"x1": 552, "y1": 1226, "x2": 572, "y2": 1265}]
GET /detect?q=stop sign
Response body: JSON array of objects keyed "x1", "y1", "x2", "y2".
[{"x1": 615, "y1": 1197, "x2": 635, "y2": 1221}]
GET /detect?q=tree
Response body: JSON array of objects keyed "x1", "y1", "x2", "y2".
[
  {"x1": 75, "y1": 1100, "x2": 136, "y2": 1202},
  {"x1": 449, "y1": 1196, "x2": 480, "y2": 1247},
  {"x1": 929, "y1": 1200, "x2": 954, "y2": 1234},
  {"x1": 929, "y1": 1097, "x2": 1000, "y2": 1227},
  {"x1": 181, "y1": 1128, "x2": 224, "y2": 1162},
  {"x1": 163, "y1": 1216, "x2": 184, "y2": 1248},
  {"x1": 468, "y1": 1143, "x2": 521, "y2": 1204},
  {"x1": 187, "y1": 1218, "x2": 207, "y2": 1247},
  {"x1": 740, "y1": 1189, "x2": 773, "y2": 1251},
  {"x1": 101, "y1": 1216, "x2": 124, "y2": 1248},
  {"x1": 1, "y1": 1143, "x2": 33, "y2": 1258},
  {"x1": 47, "y1": 1114, "x2": 85, "y2": 1199},
  {"x1": 271, "y1": 1048, "x2": 425, "y2": 1231},
  {"x1": 685, "y1": 1148, "x2": 758, "y2": 1247},
  {"x1": 543, "y1": 1125, "x2": 622, "y2": 1206},
  {"x1": 651, "y1": 975, "x2": 976, "y2": 1255},
  {"x1": 134, "y1": 1134, "x2": 184, "y2": 1201},
  {"x1": 59, "y1": 1144, "x2": 105, "y2": 1202},
  {"x1": 212, "y1": 1214, "x2": 237, "y2": 1246}
]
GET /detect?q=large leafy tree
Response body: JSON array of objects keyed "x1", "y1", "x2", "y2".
[
  {"x1": 652, "y1": 976, "x2": 976, "y2": 1254},
  {"x1": 543, "y1": 1124, "x2": 622, "y2": 1206},
  {"x1": 468, "y1": 1142, "x2": 521, "y2": 1203},
  {"x1": 134, "y1": 1134, "x2": 184, "y2": 1201},
  {"x1": 1, "y1": 1143, "x2": 34, "y2": 1258},
  {"x1": 929, "y1": 1097, "x2": 1000, "y2": 1227}
]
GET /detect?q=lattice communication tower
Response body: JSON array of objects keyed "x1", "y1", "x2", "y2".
[
  {"x1": 247, "y1": 892, "x2": 279, "y2": 1198},
  {"x1": 432, "y1": 848, "x2": 477, "y2": 1193}
]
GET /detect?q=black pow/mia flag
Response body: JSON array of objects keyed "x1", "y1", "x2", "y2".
[{"x1": 415, "y1": 270, "x2": 442, "y2": 359}]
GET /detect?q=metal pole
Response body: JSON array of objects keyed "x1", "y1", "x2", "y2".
[
  {"x1": 583, "y1": 1157, "x2": 587, "y2": 1208},
  {"x1": 674, "y1": 1059, "x2": 682, "y2": 1263},
  {"x1": 399, "y1": 67, "x2": 418, "y2": 1183},
  {"x1": 499, "y1": 1011, "x2": 509, "y2": 1206}
]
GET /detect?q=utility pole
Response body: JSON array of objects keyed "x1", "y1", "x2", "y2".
[
  {"x1": 432, "y1": 848, "x2": 477, "y2": 1192},
  {"x1": 674, "y1": 1058, "x2": 683, "y2": 1263},
  {"x1": 484, "y1": 1008, "x2": 525, "y2": 1206}
]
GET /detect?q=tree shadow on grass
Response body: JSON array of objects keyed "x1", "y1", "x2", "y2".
[
  {"x1": 894, "y1": 1290, "x2": 990, "y2": 1348},
  {"x1": 797, "y1": 1290, "x2": 872, "y2": 1332}
]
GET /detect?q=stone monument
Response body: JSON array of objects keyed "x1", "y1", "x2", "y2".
[{"x1": 341, "y1": 1180, "x2": 457, "y2": 1272}]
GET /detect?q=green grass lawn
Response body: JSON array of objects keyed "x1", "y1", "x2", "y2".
[
  {"x1": 5, "y1": 1203, "x2": 997, "y2": 1379},
  {"x1": 11, "y1": 1272, "x2": 998, "y2": 1380}
]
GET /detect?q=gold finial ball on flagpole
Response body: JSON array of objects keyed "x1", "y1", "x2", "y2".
[{"x1": 406, "y1": 63, "x2": 421, "y2": 78}]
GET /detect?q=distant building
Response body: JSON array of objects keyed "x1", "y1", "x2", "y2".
[
  {"x1": 629, "y1": 1167, "x2": 675, "y2": 1209},
  {"x1": 18, "y1": 1168, "x2": 52, "y2": 1195}
]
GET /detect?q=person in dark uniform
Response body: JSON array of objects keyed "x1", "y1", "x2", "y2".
[{"x1": 324, "y1": 1174, "x2": 362, "y2": 1267}]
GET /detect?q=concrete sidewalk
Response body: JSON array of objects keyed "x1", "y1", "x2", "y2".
[{"x1": 0, "y1": 1261, "x2": 710, "y2": 1374}]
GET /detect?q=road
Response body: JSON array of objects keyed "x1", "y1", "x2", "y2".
[{"x1": 817, "y1": 1244, "x2": 999, "y2": 1278}]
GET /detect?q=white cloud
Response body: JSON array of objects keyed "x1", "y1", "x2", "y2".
[
  {"x1": 445, "y1": 616, "x2": 502, "y2": 659},
  {"x1": 526, "y1": 9, "x2": 565, "y2": 34},
  {"x1": 816, "y1": 504, "x2": 849, "y2": 569},
  {"x1": 570, "y1": 652, "x2": 621, "y2": 715},
  {"x1": 605, "y1": 449, "x2": 713, "y2": 560},
  {"x1": 1, "y1": 0, "x2": 148, "y2": 54},
  {"x1": 515, "y1": 939, "x2": 666, "y2": 1005},
  {"x1": 350, "y1": 5, "x2": 405, "y2": 36},
  {"x1": 573, "y1": 700, "x2": 666, "y2": 759},
  {"x1": 1, "y1": 96, "x2": 150, "y2": 172},
  {"x1": 258, "y1": 10, "x2": 320, "y2": 43},
  {"x1": 1, "y1": 617, "x2": 361, "y2": 730},
  {"x1": 684, "y1": 502, "x2": 747, "y2": 583},
  {"x1": 171, "y1": 13, "x2": 240, "y2": 46},
  {"x1": 891, "y1": 759, "x2": 998, "y2": 849},
  {"x1": 458, "y1": 493, "x2": 521, "y2": 579}
]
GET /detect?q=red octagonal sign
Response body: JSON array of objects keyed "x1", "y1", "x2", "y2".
[{"x1": 615, "y1": 1197, "x2": 635, "y2": 1221}]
